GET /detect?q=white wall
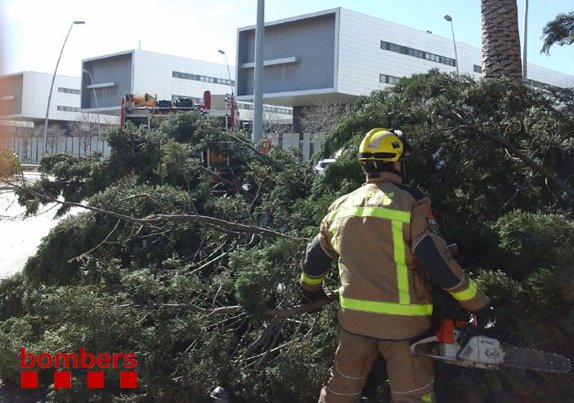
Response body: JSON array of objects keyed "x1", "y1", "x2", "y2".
[
  {"x1": 333, "y1": 8, "x2": 573, "y2": 95},
  {"x1": 132, "y1": 51, "x2": 234, "y2": 101},
  {"x1": 19, "y1": 72, "x2": 104, "y2": 124}
]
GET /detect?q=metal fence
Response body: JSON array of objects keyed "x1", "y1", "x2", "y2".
[
  {"x1": 4, "y1": 133, "x2": 318, "y2": 164},
  {"x1": 6, "y1": 135, "x2": 110, "y2": 164}
]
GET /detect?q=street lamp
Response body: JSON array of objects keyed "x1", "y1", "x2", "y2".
[
  {"x1": 217, "y1": 49, "x2": 234, "y2": 94},
  {"x1": 217, "y1": 49, "x2": 236, "y2": 129},
  {"x1": 443, "y1": 15, "x2": 459, "y2": 75},
  {"x1": 43, "y1": 20, "x2": 85, "y2": 154},
  {"x1": 82, "y1": 69, "x2": 101, "y2": 145}
]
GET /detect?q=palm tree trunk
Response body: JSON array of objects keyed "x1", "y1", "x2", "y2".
[{"x1": 481, "y1": 0, "x2": 523, "y2": 84}]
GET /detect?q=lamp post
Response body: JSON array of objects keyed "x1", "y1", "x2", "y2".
[
  {"x1": 43, "y1": 20, "x2": 85, "y2": 154},
  {"x1": 522, "y1": 0, "x2": 528, "y2": 84},
  {"x1": 217, "y1": 49, "x2": 234, "y2": 94},
  {"x1": 443, "y1": 15, "x2": 459, "y2": 75},
  {"x1": 82, "y1": 69, "x2": 101, "y2": 145},
  {"x1": 217, "y1": 49, "x2": 236, "y2": 129},
  {"x1": 252, "y1": 0, "x2": 265, "y2": 143}
]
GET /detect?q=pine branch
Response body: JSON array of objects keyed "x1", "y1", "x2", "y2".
[
  {"x1": 112, "y1": 291, "x2": 338, "y2": 318},
  {"x1": 3, "y1": 179, "x2": 307, "y2": 241},
  {"x1": 446, "y1": 110, "x2": 574, "y2": 205},
  {"x1": 142, "y1": 213, "x2": 307, "y2": 240}
]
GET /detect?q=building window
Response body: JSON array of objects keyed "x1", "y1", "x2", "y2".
[
  {"x1": 473, "y1": 65, "x2": 482, "y2": 73},
  {"x1": 263, "y1": 105, "x2": 292, "y2": 115},
  {"x1": 58, "y1": 87, "x2": 81, "y2": 95},
  {"x1": 173, "y1": 71, "x2": 234, "y2": 87},
  {"x1": 380, "y1": 40, "x2": 455, "y2": 67},
  {"x1": 57, "y1": 105, "x2": 81, "y2": 112},
  {"x1": 379, "y1": 74, "x2": 402, "y2": 85},
  {"x1": 439, "y1": 56, "x2": 455, "y2": 67},
  {"x1": 525, "y1": 79, "x2": 553, "y2": 90},
  {"x1": 236, "y1": 103, "x2": 293, "y2": 115}
]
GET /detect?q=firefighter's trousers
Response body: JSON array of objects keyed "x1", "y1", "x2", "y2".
[{"x1": 318, "y1": 327, "x2": 435, "y2": 403}]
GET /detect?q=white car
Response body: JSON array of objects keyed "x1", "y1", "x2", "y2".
[{"x1": 313, "y1": 159, "x2": 336, "y2": 175}]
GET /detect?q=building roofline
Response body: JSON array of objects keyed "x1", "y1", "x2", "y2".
[
  {"x1": 82, "y1": 49, "x2": 230, "y2": 69},
  {"x1": 236, "y1": 7, "x2": 485, "y2": 52},
  {"x1": 82, "y1": 49, "x2": 136, "y2": 63},
  {"x1": 0, "y1": 71, "x2": 25, "y2": 78},
  {"x1": 0, "y1": 71, "x2": 80, "y2": 79},
  {"x1": 237, "y1": 7, "x2": 340, "y2": 32}
]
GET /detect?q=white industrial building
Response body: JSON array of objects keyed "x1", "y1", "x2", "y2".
[
  {"x1": 0, "y1": 71, "x2": 102, "y2": 127},
  {"x1": 0, "y1": 51, "x2": 293, "y2": 129},
  {"x1": 0, "y1": 71, "x2": 110, "y2": 162},
  {"x1": 235, "y1": 7, "x2": 574, "y2": 159},
  {"x1": 0, "y1": 51, "x2": 294, "y2": 162},
  {"x1": 236, "y1": 7, "x2": 574, "y2": 107},
  {"x1": 80, "y1": 49, "x2": 293, "y2": 127}
]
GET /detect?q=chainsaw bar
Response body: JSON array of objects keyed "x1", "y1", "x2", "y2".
[{"x1": 501, "y1": 346, "x2": 571, "y2": 373}]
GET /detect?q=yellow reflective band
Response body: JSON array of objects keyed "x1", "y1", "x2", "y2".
[
  {"x1": 392, "y1": 220, "x2": 410, "y2": 305},
  {"x1": 422, "y1": 392, "x2": 433, "y2": 403},
  {"x1": 451, "y1": 279, "x2": 478, "y2": 301},
  {"x1": 301, "y1": 272, "x2": 324, "y2": 286},
  {"x1": 327, "y1": 206, "x2": 411, "y2": 224},
  {"x1": 340, "y1": 295, "x2": 433, "y2": 316}
]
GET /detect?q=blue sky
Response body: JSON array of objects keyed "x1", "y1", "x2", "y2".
[{"x1": 1, "y1": 0, "x2": 572, "y2": 77}]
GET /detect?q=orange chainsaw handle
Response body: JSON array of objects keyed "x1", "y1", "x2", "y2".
[{"x1": 436, "y1": 319, "x2": 473, "y2": 344}]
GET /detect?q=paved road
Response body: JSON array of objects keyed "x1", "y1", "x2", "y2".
[{"x1": 0, "y1": 173, "x2": 66, "y2": 280}]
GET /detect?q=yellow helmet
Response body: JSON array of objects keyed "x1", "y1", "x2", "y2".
[{"x1": 358, "y1": 128, "x2": 408, "y2": 163}]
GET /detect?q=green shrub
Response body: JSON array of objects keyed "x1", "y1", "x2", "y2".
[{"x1": 0, "y1": 146, "x2": 21, "y2": 178}]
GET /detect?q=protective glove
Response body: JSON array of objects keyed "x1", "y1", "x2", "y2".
[
  {"x1": 470, "y1": 305, "x2": 496, "y2": 330},
  {"x1": 299, "y1": 285, "x2": 330, "y2": 313},
  {"x1": 458, "y1": 305, "x2": 496, "y2": 348}
]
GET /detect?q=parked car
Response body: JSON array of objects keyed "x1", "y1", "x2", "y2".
[{"x1": 313, "y1": 158, "x2": 336, "y2": 175}]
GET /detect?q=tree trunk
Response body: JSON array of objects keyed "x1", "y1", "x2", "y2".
[{"x1": 481, "y1": 0, "x2": 523, "y2": 84}]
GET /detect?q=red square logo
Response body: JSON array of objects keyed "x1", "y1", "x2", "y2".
[
  {"x1": 87, "y1": 371, "x2": 105, "y2": 389},
  {"x1": 54, "y1": 371, "x2": 71, "y2": 389},
  {"x1": 21, "y1": 371, "x2": 39, "y2": 388},
  {"x1": 120, "y1": 371, "x2": 138, "y2": 388}
]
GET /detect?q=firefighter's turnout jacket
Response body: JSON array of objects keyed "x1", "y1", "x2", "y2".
[{"x1": 301, "y1": 171, "x2": 489, "y2": 340}]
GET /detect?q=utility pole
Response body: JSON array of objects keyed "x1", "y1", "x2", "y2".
[
  {"x1": 252, "y1": 0, "x2": 264, "y2": 143},
  {"x1": 523, "y1": 0, "x2": 529, "y2": 82}
]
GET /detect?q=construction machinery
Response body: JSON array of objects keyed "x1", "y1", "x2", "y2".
[{"x1": 120, "y1": 91, "x2": 236, "y2": 130}]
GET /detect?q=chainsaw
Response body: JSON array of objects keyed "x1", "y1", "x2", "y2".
[{"x1": 410, "y1": 318, "x2": 571, "y2": 373}]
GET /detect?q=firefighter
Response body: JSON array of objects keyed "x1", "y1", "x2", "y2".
[{"x1": 300, "y1": 128, "x2": 495, "y2": 403}]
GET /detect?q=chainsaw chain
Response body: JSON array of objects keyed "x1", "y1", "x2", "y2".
[{"x1": 501, "y1": 346, "x2": 571, "y2": 373}]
